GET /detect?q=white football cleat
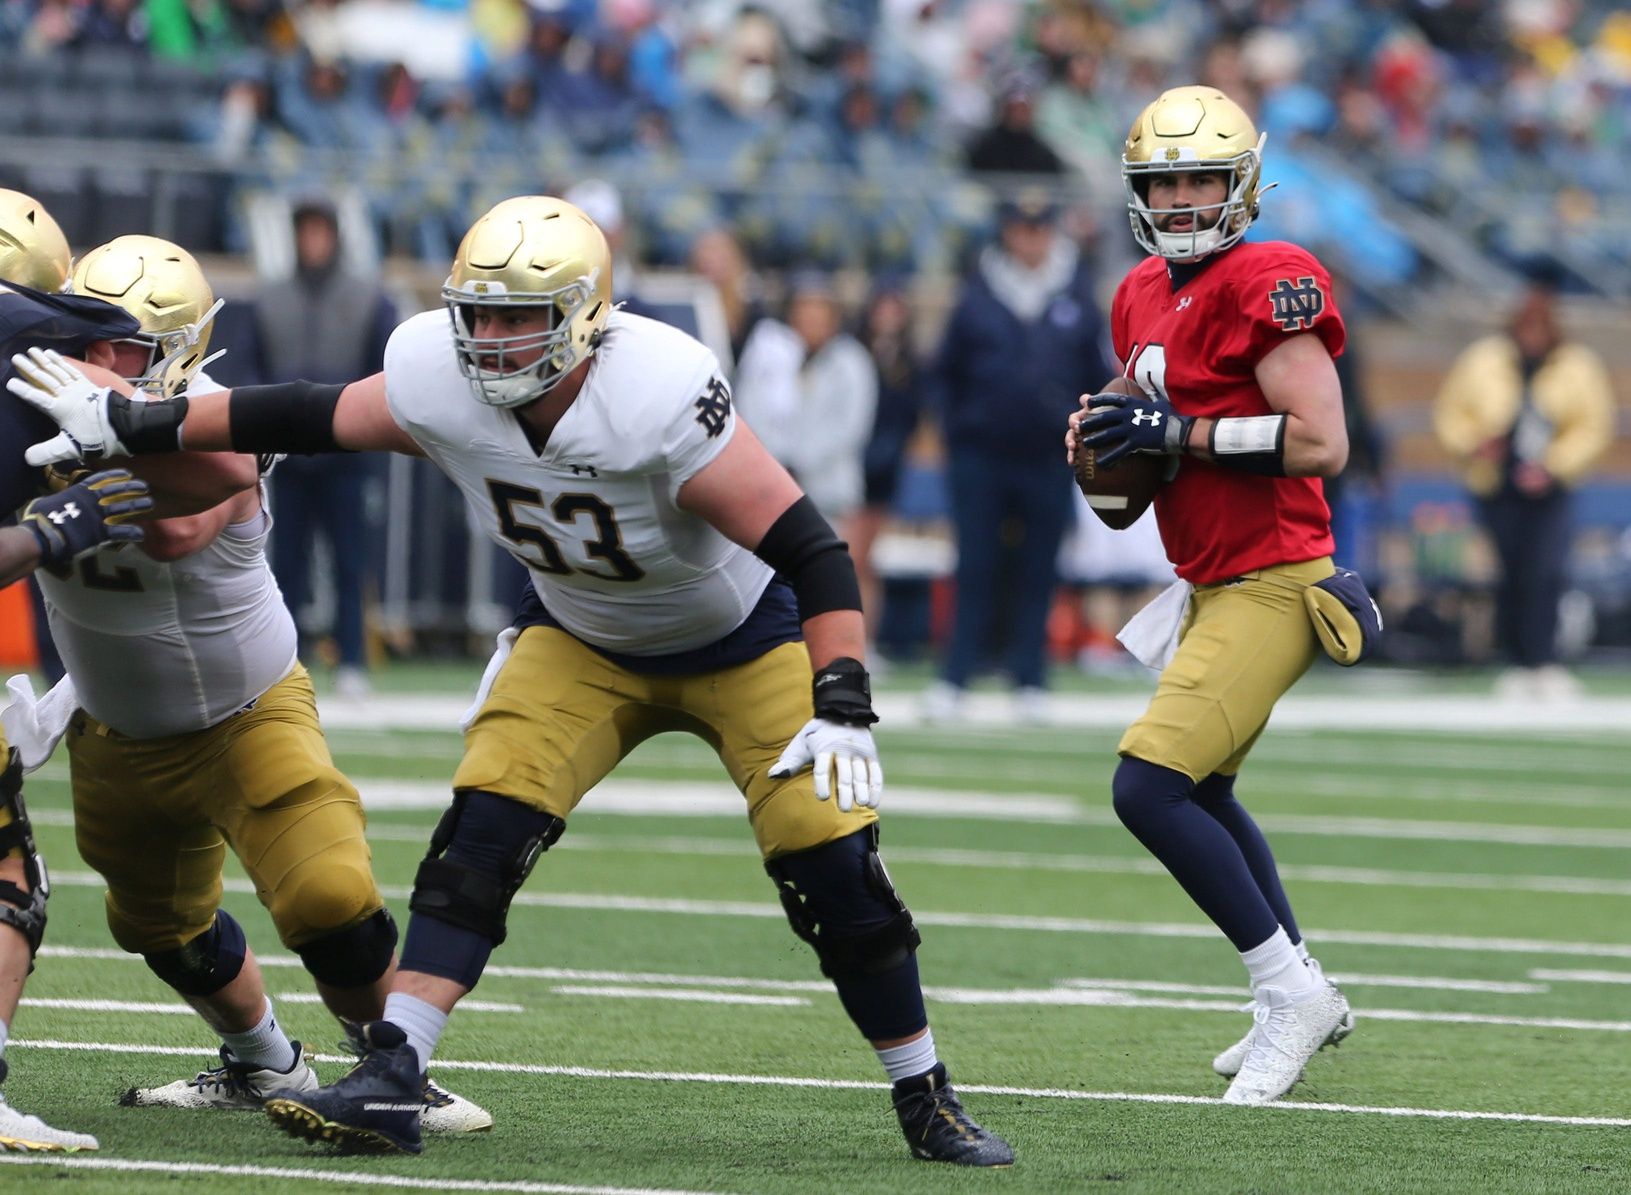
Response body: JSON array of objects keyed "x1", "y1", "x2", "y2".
[
  {"x1": 1211, "y1": 1009, "x2": 1257, "y2": 1079},
  {"x1": 1214, "y1": 958, "x2": 1349, "y2": 1078},
  {"x1": 421, "y1": 1077, "x2": 493, "y2": 1133},
  {"x1": 1223, "y1": 981, "x2": 1352, "y2": 1105},
  {"x1": 121, "y1": 1041, "x2": 319, "y2": 1110},
  {"x1": 0, "y1": 1092, "x2": 98, "y2": 1152}
]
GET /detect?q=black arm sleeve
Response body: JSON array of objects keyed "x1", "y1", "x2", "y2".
[
  {"x1": 226, "y1": 381, "x2": 349, "y2": 454},
  {"x1": 751, "y1": 495, "x2": 862, "y2": 620}
]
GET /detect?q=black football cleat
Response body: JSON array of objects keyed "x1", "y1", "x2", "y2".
[
  {"x1": 892, "y1": 1064, "x2": 1014, "y2": 1167},
  {"x1": 264, "y1": 1020, "x2": 424, "y2": 1154}
]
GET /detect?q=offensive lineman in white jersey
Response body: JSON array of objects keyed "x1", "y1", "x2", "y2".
[
  {"x1": 35, "y1": 236, "x2": 488, "y2": 1135},
  {"x1": 11, "y1": 196, "x2": 1013, "y2": 1165}
]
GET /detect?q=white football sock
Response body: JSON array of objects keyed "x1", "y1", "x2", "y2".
[
  {"x1": 385, "y1": 992, "x2": 448, "y2": 1072},
  {"x1": 1294, "y1": 938, "x2": 1311, "y2": 965},
  {"x1": 876, "y1": 1028, "x2": 938, "y2": 1084},
  {"x1": 1241, "y1": 926, "x2": 1319, "y2": 998},
  {"x1": 221, "y1": 997, "x2": 297, "y2": 1073},
  {"x1": 0, "y1": 1013, "x2": 10, "y2": 1060}
]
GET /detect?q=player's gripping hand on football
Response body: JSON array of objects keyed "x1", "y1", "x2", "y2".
[
  {"x1": 1076, "y1": 388, "x2": 1195, "y2": 467},
  {"x1": 770, "y1": 657, "x2": 885, "y2": 813},
  {"x1": 8, "y1": 347, "x2": 185, "y2": 465},
  {"x1": 21, "y1": 468, "x2": 152, "y2": 565}
]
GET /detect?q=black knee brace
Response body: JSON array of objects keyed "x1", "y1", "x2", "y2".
[
  {"x1": 409, "y1": 790, "x2": 564, "y2": 946},
  {"x1": 0, "y1": 750, "x2": 47, "y2": 963},
  {"x1": 144, "y1": 909, "x2": 248, "y2": 997},
  {"x1": 765, "y1": 825, "x2": 920, "y2": 980},
  {"x1": 293, "y1": 908, "x2": 398, "y2": 988}
]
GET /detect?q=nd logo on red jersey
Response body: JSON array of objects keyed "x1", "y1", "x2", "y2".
[{"x1": 1267, "y1": 276, "x2": 1325, "y2": 331}]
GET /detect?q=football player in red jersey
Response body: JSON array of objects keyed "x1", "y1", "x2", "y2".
[{"x1": 1069, "y1": 86, "x2": 1373, "y2": 1106}]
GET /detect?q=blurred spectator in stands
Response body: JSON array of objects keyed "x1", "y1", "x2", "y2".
[
  {"x1": 676, "y1": 9, "x2": 788, "y2": 184},
  {"x1": 255, "y1": 198, "x2": 396, "y2": 698},
  {"x1": 688, "y1": 225, "x2": 765, "y2": 364},
  {"x1": 78, "y1": 0, "x2": 144, "y2": 49},
  {"x1": 552, "y1": 29, "x2": 641, "y2": 152},
  {"x1": 562, "y1": 177, "x2": 654, "y2": 317},
  {"x1": 734, "y1": 272, "x2": 877, "y2": 532},
  {"x1": 608, "y1": 0, "x2": 681, "y2": 113},
  {"x1": 966, "y1": 69, "x2": 1068, "y2": 178},
  {"x1": 277, "y1": 56, "x2": 362, "y2": 149},
  {"x1": 1433, "y1": 278, "x2": 1617, "y2": 701},
  {"x1": 922, "y1": 189, "x2": 1113, "y2": 723},
  {"x1": 1036, "y1": 52, "x2": 1120, "y2": 193},
  {"x1": 852, "y1": 279, "x2": 929, "y2": 655}
]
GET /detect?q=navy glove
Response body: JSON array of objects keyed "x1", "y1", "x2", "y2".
[
  {"x1": 1077, "y1": 391, "x2": 1195, "y2": 468},
  {"x1": 20, "y1": 468, "x2": 152, "y2": 566}
]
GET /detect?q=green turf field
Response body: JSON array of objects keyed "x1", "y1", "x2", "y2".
[{"x1": 5, "y1": 674, "x2": 1631, "y2": 1193}]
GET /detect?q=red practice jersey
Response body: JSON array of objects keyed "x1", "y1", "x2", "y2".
[{"x1": 1109, "y1": 240, "x2": 1346, "y2": 584}]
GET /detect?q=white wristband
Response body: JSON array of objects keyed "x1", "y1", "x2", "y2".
[{"x1": 1210, "y1": 415, "x2": 1285, "y2": 456}]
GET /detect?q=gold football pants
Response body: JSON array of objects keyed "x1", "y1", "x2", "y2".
[
  {"x1": 1119, "y1": 557, "x2": 1335, "y2": 781},
  {"x1": 69, "y1": 664, "x2": 383, "y2": 954},
  {"x1": 454, "y1": 629, "x2": 878, "y2": 859}
]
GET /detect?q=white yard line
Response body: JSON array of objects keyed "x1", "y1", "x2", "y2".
[
  {"x1": 556, "y1": 834, "x2": 1631, "y2": 900},
  {"x1": 1529, "y1": 969, "x2": 1631, "y2": 985},
  {"x1": 0, "y1": 1155, "x2": 718, "y2": 1195},
  {"x1": 10, "y1": 1038, "x2": 1628, "y2": 1130},
  {"x1": 39, "y1": 890, "x2": 1631, "y2": 959},
  {"x1": 551, "y1": 985, "x2": 808, "y2": 1007}
]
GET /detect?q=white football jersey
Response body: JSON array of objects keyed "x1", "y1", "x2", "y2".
[
  {"x1": 386, "y1": 309, "x2": 774, "y2": 655},
  {"x1": 40, "y1": 371, "x2": 298, "y2": 738}
]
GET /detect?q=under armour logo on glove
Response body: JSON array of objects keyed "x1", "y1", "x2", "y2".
[
  {"x1": 1078, "y1": 391, "x2": 1195, "y2": 467},
  {"x1": 20, "y1": 468, "x2": 152, "y2": 566}
]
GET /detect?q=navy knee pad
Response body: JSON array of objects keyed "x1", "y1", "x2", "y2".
[
  {"x1": 294, "y1": 908, "x2": 398, "y2": 988},
  {"x1": 402, "y1": 790, "x2": 564, "y2": 989},
  {"x1": 144, "y1": 909, "x2": 248, "y2": 997},
  {"x1": 767, "y1": 827, "x2": 927, "y2": 1041}
]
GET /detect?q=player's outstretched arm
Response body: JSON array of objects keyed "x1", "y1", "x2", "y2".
[
  {"x1": 9, "y1": 351, "x2": 419, "y2": 463},
  {"x1": 0, "y1": 468, "x2": 152, "y2": 586}
]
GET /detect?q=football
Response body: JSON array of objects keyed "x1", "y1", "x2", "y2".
[{"x1": 1072, "y1": 375, "x2": 1169, "y2": 530}]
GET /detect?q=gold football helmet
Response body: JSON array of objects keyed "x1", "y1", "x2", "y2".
[
  {"x1": 442, "y1": 195, "x2": 613, "y2": 408},
  {"x1": 0, "y1": 188, "x2": 72, "y2": 292},
  {"x1": 71, "y1": 234, "x2": 223, "y2": 397},
  {"x1": 1122, "y1": 86, "x2": 1267, "y2": 260}
]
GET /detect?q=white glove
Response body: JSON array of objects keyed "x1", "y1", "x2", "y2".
[
  {"x1": 769, "y1": 718, "x2": 884, "y2": 813},
  {"x1": 7, "y1": 347, "x2": 129, "y2": 465}
]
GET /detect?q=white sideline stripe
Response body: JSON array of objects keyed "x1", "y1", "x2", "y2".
[
  {"x1": 39, "y1": 891, "x2": 1631, "y2": 960},
  {"x1": 0, "y1": 1155, "x2": 716, "y2": 1195},
  {"x1": 272, "y1": 992, "x2": 525, "y2": 1013},
  {"x1": 1529, "y1": 969, "x2": 1631, "y2": 985},
  {"x1": 552, "y1": 985, "x2": 809, "y2": 1007},
  {"x1": 11, "y1": 1038, "x2": 1629, "y2": 1130}
]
